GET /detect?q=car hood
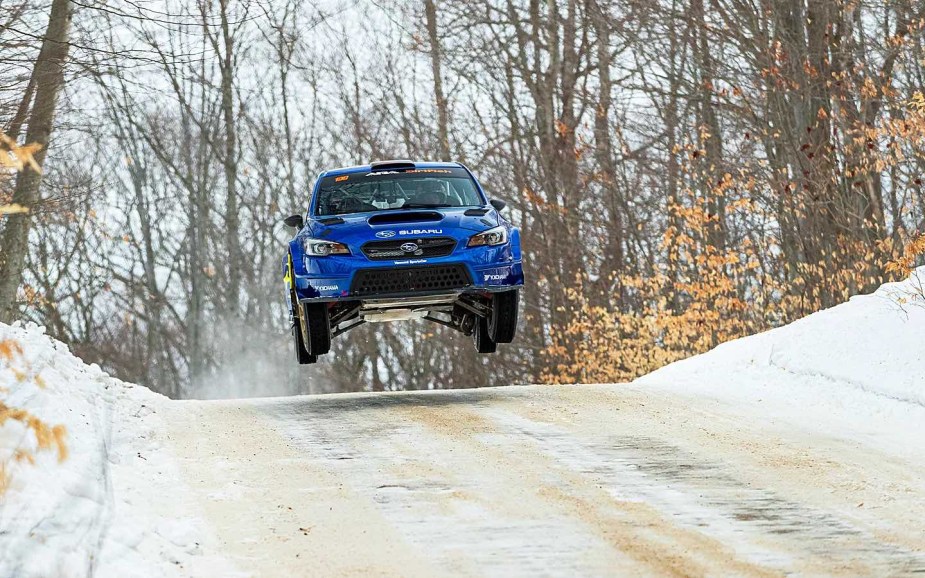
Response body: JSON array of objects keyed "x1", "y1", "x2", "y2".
[{"x1": 303, "y1": 207, "x2": 501, "y2": 243}]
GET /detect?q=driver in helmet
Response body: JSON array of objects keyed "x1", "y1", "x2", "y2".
[{"x1": 413, "y1": 180, "x2": 447, "y2": 206}]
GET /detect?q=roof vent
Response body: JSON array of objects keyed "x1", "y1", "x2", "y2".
[{"x1": 369, "y1": 159, "x2": 416, "y2": 172}]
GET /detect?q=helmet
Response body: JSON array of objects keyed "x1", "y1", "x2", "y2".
[{"x1": 414, "y1": 180, "x2": 446, "y2": 205}]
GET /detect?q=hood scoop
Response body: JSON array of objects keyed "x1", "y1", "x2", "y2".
[{"x1": 367, "y1": 211, "x2": 443, "y2": 225}]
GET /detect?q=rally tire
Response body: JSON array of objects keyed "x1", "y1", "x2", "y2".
[
  {"x1": 488, "y1": 290, "x2": 518, "y2": 344},
  {"x1": 291, "y1": 293, "x2": 317, "y2": 365},
  {"x1": 293, "y1": 320, "x2": 317, "y2": 365},
  {"x1": 474, "y1": 315, "x2": 497, "y2": 354},
  {"x1": 301, "y1": 302, "x2": 331, "y2": 356}
]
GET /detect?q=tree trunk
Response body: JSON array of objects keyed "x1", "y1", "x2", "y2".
[
  {"x1": 589, "y1": 0, "x2": 624, "y2": 292},
  {"x1": 424, "y1": 0, "x2": 450, "y2": 161},
  {"x1": 692, "y1": 0, "x2": 726, "y2": 251},
  {"x1": 219, "y1": 0, "x2": 241, "y2": 313},
  {"x1": 0, "y1": 0, "x2": 72, "y2": 323}
]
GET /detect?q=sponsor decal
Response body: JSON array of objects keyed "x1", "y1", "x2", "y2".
[
  {"x1": 375, "y1": 230, "x2": 397, "y2": 238},
  {"x1": 314, "y1": 284, "x2": 339, "y2": 291},
  {"x1": 484, "y1": 273, "x2": 507, "y2": 281},
  {"x1": 399, "y1": 229, "x2": 442, "y2": 235},
  {"x1": 365, "y1": 169, "x2": 451, "y2": 176},
  {"x1": 400, "y1": 242, "x2": 419, "y2": 253},
  {"x1": 394, "y1": 259, "x2": 427, "y2": 265}
]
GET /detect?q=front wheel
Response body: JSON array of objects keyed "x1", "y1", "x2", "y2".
[
  {"x1": 291, "y1": 294, "x2": 317, "y2": 365},
  {"x1": 300, "y1": 302, "x2": 331, "y2": 356},
  {"x1": 293, "y1": 318, "x2": 317, "y2": 365},
  {"x1": 474, "y1": 315, "x2": 497, "y2": 354},
  {"x1": 488, "y1": 290, "x2": 519, "y2": 343}
]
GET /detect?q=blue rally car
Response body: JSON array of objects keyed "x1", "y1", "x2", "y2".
[{"x1": 282, "y1": 160, "x2": 524, "y2": 364}]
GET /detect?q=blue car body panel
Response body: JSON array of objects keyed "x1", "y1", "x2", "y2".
[{"x1": 283, "y1": 162, "x2": 524, "y2": 305}]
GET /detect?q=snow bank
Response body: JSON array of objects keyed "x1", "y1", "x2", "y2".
[
  {"x1": 0, "y1": 322, "x2": 235, "y2": 578},
  {"x1": 639, "y1": 268, "x2": 925, "y2": 406},
  {"x1": 637, "y1": 269, "x2": 925, "y2": 459}
]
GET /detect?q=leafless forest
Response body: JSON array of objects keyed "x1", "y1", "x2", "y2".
[{"x1": 2, "y1": 0, "x2": 924, "y2": 397}]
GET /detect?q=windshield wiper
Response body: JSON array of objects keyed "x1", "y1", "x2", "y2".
[{"x1": 400, "y1": 203, "x2": 453, "y2": 209}]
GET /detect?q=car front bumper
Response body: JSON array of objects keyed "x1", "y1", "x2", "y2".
[{"x1": 294, "y1": 259, "x2": 524, "y2": 302}]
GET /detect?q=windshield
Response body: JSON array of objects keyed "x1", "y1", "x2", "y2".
[{"x1": 314, "y1": 167, "x2": 484, "y2": 216}]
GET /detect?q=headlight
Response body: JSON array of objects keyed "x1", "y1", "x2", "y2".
[
  {"x1": 467, "y1": 225, "x2": 508, "y2": 247},
  {"x1": 302, "y1": 238, "x2": 350, "y2": 256}
]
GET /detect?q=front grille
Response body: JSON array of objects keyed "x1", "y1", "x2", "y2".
[
  {"x1": 361, "y1": 237, "x2": 457, "y2": 260},
  {"x1": 350, "y1": 265, "x2": 472, "y2": 296}
]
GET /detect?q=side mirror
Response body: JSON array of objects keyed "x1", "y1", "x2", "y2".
[
  {"x1": 490, "y1": 199, "x2": 507, "y2": 212},
  {"x1": 283, "y1": 214, "x2": 304, "y2": 229}
]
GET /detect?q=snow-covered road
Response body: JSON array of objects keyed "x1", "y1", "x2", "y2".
[
  {"x1": 164, "y1": 384, "x2": 925, "y2": 577},
  {"x1": 5, "y1": 272, "x2": 925, "y2": 577}
]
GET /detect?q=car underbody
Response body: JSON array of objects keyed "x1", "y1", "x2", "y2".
[
  {"x1": 308, "y1": 290, "x2": 502, "y2": 340},
  {"x1": 292, "y1": 283, "x2": 520, "y2": 364}
]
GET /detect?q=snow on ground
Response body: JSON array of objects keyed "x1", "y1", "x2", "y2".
[
  {"x1": 0, "y1": 322, "x2": 238, "y2": 578},
  {"x1": 1, "y1": 270, "x2": 923, "y2": 577},
  {"x1": 637, "y1": 267, "x2": 925, "y2": 459}
]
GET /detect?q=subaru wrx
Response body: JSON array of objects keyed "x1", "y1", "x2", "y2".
[{"x1": 282, "y1": 160, "x2": 524, "y2": 364}]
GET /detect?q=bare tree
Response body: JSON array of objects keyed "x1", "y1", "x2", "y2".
[{"x1": 0, "y1": 0, "x2": 72, "y2": 322}]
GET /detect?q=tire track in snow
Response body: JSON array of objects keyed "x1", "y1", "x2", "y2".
[
  {"x1": 262, "y1": 393, "x2": 638, "y2": 577},
  {"x1": 164, "y1": 385, "x2": 925, "y2": 577},
  {"x1": 258, "y1": 390, "x2": 777, "y2": 577},
  {"x1": 489, "y1": 386, "x2": 925, "y2": 575},
  {"x1": 512, "y1": 384, "x2": 925, "y2": 556},
  {"x1": 165, "y1": 401, "x2": 439, "y2": 578},
  {"x1": 389, "y1": 395, "x2": 780, "y2": 578},
  {"x1": 479, "y1": 405, "x2": 925, "y2": 576}
]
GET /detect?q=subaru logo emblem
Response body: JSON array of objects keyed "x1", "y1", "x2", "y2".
[
  {"x1": 375, "y1": 230, "x2": 396, "y2": 239},
  {"x1": 400, "y1": 242, "x2": 419, "y2": 253}
]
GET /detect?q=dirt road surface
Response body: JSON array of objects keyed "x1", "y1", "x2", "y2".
[{"x1": 164, "y1": 384, "x2": 925, "y2": 577}]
